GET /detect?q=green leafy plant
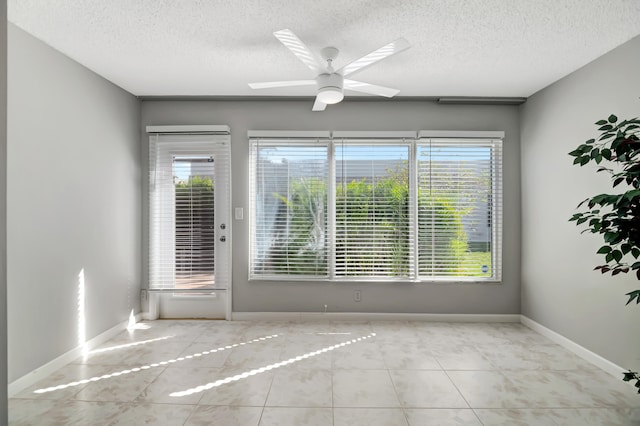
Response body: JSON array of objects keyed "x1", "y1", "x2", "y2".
[
  {"x1": 568, "y1": 114, "x2": 640, "y2": 392},
  {"x1": 623, "y1": 371, "x2": 640, "y2": 394}
]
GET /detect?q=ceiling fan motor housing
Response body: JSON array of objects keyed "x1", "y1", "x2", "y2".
[{"x1": 316, "y1": 73, "x2": 344, "y2": 104}]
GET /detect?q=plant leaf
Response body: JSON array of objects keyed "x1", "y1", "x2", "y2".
[
  {"x1": 608, "y1": 114, "x2": 618, "y2": 123},
  {"x1": 604, "y1": 232, "x2": 619, "y2": 243},
  {"x1": 626, "y1": 189, "x2": 640, "y2": 200},
  {"x1": 626, "y1": 290, "x2": 640, "y2": 305},
  {"x1": 600, "y1": 132, "x2": 615, "y2": 141},
  {"x1": 612, "y1": 250, "x2": 623, "y2": 262}
]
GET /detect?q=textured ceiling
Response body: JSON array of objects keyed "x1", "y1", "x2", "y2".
[{"x1": 8, "y1": 0, "x2": 640, "y2": 98}]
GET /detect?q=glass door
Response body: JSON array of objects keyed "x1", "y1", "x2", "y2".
[{"x1": 149, "y1": 133, "x2": 231, "y2": 319}]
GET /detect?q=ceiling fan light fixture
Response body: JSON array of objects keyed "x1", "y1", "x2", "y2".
[
  {"x1": 317, "y1": 86, "x2": 344, "y2": 104},
  {"x1": 248, "y1": 30, "x2": 411, "y2": 111}
]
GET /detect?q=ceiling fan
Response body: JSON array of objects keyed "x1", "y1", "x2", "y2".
[{"x1": 248, "y1": 29, "x2": 411, "y2": 111}]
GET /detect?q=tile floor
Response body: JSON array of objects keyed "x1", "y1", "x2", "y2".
[{"x1": 8, "y1": 320, "x2": 640, "y2": 425}]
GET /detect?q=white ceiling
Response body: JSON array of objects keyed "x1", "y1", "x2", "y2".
[{"x1": 8, "y1": 0, "x2": 640, "y2": 99}]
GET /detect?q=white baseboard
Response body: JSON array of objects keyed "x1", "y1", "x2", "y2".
[
  {"x1": 141, "y1": 312, "x2": 158, "y2": 321},
  {"x1": 231, "y1": 312, "x2": 521, "y2": 323},
  {"x1": 520, "y1": 315, "x2": 630, "y2": 380},
  {"x1": 8, "y1": 313, "x2": 143, "y2": 397}
]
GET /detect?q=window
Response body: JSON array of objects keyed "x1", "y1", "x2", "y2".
[
  {"x1": 335, "y1": 140, "x2": 411, "y2": 278},
  {"x1": 249, "y1": 131, "x2": 502, "y2": 282},
  {"x1": 416, "y1": 138, "x2": 502, "y2": 279},
  {"x1": 250, "y1": 138, "x2": 330, "y2": 277}
]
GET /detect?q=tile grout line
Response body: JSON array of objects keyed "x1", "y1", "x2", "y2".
[
  {"x1": 331, "y1": 357, "x2": 335, "y2": 426},
  {"x1": 384, "y1": 365, "x2": 409, "y2": 424},
  {"x1": 260, "y1": 338, "x2": 280, "y2": 412},
  {"x1": 179, "y1": 403, "x2": 199, "y2": 426}
]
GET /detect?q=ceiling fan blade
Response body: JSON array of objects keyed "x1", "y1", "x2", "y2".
[
  {"x1": 337, "y1": 38, "x2": 411, "y2": 78},
  {"x1": 248, "y1": 80, "x2": 316, "y2": 89},
  {"x1": 343, "y1": 80, "x2": 400, "y2": 98},
  {"x1": 273, "y1": 29, "x2": 322, "y2": 73},
  {"x1": 312, "y1": 97, "x2": 327, "y2": 111}
]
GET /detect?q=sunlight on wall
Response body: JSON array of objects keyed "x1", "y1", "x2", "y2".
[
  {"x1": 126, "y1": 310, "x2": 151, "y2": 331},
  {"x1": 77, "y1": 269, "x2": 87, "y2": 357},
  {"x1": 169, "y1": 333, "x2": 377, "y2": 398},
  {"x1": 127, "y1": 310, "x2": 136, "y2": 331}
]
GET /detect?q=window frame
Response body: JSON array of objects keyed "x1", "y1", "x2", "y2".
[
  {"x1": 249, "y1": 136, "x2": 331, "y2": 280},
  {"x1": 332, "y1": 138, "x2": 413, "y2": 280},
  {"x1": 415, "y1": 137, "x2": 503, "y2": 282},
  {"x1": 249, "y1": 131, "x2": 503, "y2": 283}
]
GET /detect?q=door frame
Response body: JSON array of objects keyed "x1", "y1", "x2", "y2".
[{"x1": 146, "y1": 125, "x2": 232, "y2": 320}]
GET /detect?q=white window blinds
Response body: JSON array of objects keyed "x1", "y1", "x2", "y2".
[
  {"x1": 249, "y1": 132, "x2": 502, "y2": 282},
  {"x1": 334, "y1": 139, "x2": 411, "y2": 278},
  {"x1": 250, "y1": 137, "x2": 330, "y2": 278},
  {"x1": 416, "y1": 138, "x2": 502, "y2": 280},
  {"x1": 149, "y1": 131, "x2": 230, "y2": 290}
]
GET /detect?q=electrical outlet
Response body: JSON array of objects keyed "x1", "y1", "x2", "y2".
[{"x1": 354, "y1": 290, "x2": 361, "y2": 302}]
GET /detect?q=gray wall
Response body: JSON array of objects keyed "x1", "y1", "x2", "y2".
[
  {"x1": 7, "y1": 25, "x2": 141, "y2": 382},
  {"x1": 142, "y1": 100, "x2": 521, "y2": 314},
  {"x1": 520, "y1": 35, "x2": 640, "y2": 370},
  {"x1": 1, "y1": 1, "x2": 8, "y2": 422}
]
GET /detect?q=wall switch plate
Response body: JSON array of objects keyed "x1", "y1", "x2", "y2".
[
  {"x1": 235, "y1": 207, "x2": 243, "y2": 220},
  {"x1": 354, "y1": 290, "x2": 361, "y2": 302}
]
